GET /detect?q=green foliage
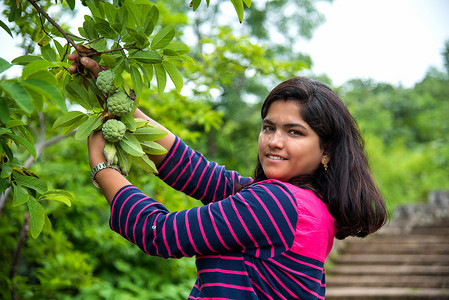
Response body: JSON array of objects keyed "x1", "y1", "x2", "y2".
[
  {"x1": 341, "y1": 71, "x2": 449, "y2": 210},
  {"x1": 2, "y1": 0, "x2": 446, "y2": 299}
]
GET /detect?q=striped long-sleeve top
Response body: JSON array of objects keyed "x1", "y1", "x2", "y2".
[{"x1": 109, "y1": 137, "x2": 337, "y2": 299}]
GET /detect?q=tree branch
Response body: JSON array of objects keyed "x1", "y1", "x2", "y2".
[{"x1": 27, "y1": 0, "x2": 78, "y2": 51}]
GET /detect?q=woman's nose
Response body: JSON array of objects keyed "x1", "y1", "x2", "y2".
[{"x1": 268, "y1": 131, "x2": 285, "y2": 149}]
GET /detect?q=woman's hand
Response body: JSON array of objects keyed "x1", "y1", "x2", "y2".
[
  {"x1": 88, "y1": 130, "x2": 106, "y2": 169},
  {"x1": 67, "y1": 46, "x2": 103, "y2": 77}
]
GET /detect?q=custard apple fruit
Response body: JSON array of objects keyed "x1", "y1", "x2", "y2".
[
  {"x1": 107, "y1": 91, "x2": 133, "y2": 116},
  {"x1": 96, "y1": 70, "x2": 116, "y2": 95},
  {"x1": 102, "y1": 119, "x2": 126, "y2": 143}
]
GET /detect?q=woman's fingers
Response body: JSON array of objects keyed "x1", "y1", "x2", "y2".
[
  {"x1": 80, "y1": 57, "x2": 103, "y2": 78},
  {"x1": 67, "y1": 45, "x2": 104, "y2": 77}
]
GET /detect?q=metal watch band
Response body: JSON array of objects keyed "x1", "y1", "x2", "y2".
[{"x1": 90, "y1": 162, "x2": 122, "y2": 188}]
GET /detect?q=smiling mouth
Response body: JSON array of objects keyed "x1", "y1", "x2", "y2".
[{"x1": 267, "y1": 155, "x2": 286, "y2": 160}]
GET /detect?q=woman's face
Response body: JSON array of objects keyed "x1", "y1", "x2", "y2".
[{"x1": 258, "y1": 99, "x2": 325, "y2": 181}]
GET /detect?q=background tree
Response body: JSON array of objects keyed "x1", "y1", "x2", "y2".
[{"x1": 1, "y1": 0, "x2": 448, "y2": 298}]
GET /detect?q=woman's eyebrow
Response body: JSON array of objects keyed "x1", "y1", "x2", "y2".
[
  {"x1": 284, "y1": 123, "x2": 308, "y2": 130},
  {"x1": 262, "y1": 118, "x2": 308, "y2": 130},
  {"x1": 262, "y1": 119, "x2": 275, "y2": 125}
]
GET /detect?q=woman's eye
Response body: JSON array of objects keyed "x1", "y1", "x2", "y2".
[
  {"x1": 263, "y1": 125, "x2": 274, "y2": 132},
  {"x1": 289, "y1": 130, "x2": 302, "y2": 135}
]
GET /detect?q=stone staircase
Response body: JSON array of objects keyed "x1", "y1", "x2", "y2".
[{"x1": 325, "y1": 191, "x2": 449, "y2": 300}]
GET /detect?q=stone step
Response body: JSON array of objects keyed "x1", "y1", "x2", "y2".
[
  {"x1": 325, "y1": 287, "x2": 449, "y2": 300},
  {"x1": 411, "y1": 227, "x2": 449, "y2": 236},
  {"x1": 342, "y1": 242, "x2": 449, "y2": 255},
  {"x1": 361, "y1": 235, "x2": 448, "y2": 244},
  {"x1": 328, "y1": 265, "x2": 449, "y2": 276},
  {"x1": 326, "y1": 275, "x2": 449, "y2": 288},
  {"x1": 333, "y1": 254, "x2": 449, "y2": 266}
]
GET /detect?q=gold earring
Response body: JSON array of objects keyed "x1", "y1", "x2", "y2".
[{"x1": 323, "y1": 157, "x2": 328, "y2": 171}]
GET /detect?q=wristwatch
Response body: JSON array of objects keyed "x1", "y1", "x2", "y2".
[{"x1": 90, "y1": 162, "x2": 121, "y2": 188}]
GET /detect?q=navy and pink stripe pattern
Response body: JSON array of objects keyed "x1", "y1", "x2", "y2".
[{"x1": 110, "y1": 137, "x2": 336, "y2": 299}]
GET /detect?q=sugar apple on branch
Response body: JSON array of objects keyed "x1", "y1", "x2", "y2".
[
  {"x1": 107, "y1": 91, "x2": 133, "y2": 116},
  {"x1": 102, "y1": 119, "x2": 126, "y2": 143},
  {"x1": 96, "y1": 70, "x2": 116, "y2": 95}
]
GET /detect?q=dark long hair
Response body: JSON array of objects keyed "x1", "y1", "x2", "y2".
[{"x1": 253, "y1": 77, "x2": 388, "y2": 240}]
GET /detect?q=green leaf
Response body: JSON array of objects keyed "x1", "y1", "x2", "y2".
[
  {"x1": 230, "y1": 0, "x2": 244, "y2": 23},
  {"x1": 0, "y1": 97, "x2": 10, "y2": 123},
  {"x1": 0, "y1": 140, "x2": 13, "y2": 161},
  {"x1": 134, "y1": 125, "x2": 167, "y2": 141},
  {"x1": 22, "y1": 60, "x2": 61, "y2": 79},
  {"x1": 0, "y1": 58, "x2": 12, "y2": 74},
  {"x1": 43, "y1": 215, "x2": 52, "y2": 236},
  {"x1": 0, "y1": 20, "x2": 13, "y2": 38},
  {"x1": 115, "y1": 9, "x2": 128, "y2": 34},
  {"x1": 133, "y1": 154, "x2": 157, "y2": 173},
  {"x1": 124, "y1": 1, "x2": 139, "y2": 26},
  {"x1": 0, "y1": 81, "x2": 33, "y2": 114},
  {"x1": 83, "y1": 16, "x2": 97, "y2": 40},
  {"x1": 132, "y1": 118, "x2": 147, "y2": 128},
  {"x1": 243, "y1": 0, "x2": 251, "y2": 8},
  {"x1": 6, "y1": 119, "x2": 26, "y2": 128},
  {"x1": 101, "y1": 54, "x2": 116, "y2": 68},
  {"x1": 140, "y1": 140, "x2": 167, "y2": 155},
  {"x1": 162, "y1": 60, "x2": 183, "y2": 93},
  {"x1": 1, "y1": 164, "x2": 12, "y2": 178},
  {"x1": 103, "y1": 1, "x2": 117, "y2": 24},
  {"x1": 163, "y1": 42, "x2": 189, "y2": 56},
  {"x1": 8, "y1": 2, "x2": 20, "y2": 22},
  {"x1": 14, "y1": 174, "x2": 47, "y2": 194},
  {"x1": 143, "y1": 5, "x2": 158, "y2": 35},
  {"x1": 151, "y1": 26, "x2": 175, "y2": 50},
  {"x1": 94, "y1": 19, "x2": 116, "y2": 39},
  {"x1": 53, "y1": 39, "x2": 65, "y2": 60},
  {"x1": 53, "y1": 111, "x2": 87, "y2": 129},
  {"x1": 119, "y1": 132, "x2": 145, "y2": 157},
  {"x1": 13, "y1": 125, "x2": 34, "y2": 147},
  {"x1": 191, "y1": 0, "x2": 201, "y2": 11},
  {"x1": 131, "y1": 50, "x2": 162, "y2": 64},
  {"x1": 116, "y1": 144, "x2": 131, "y2": 175},
  {"x1": 75, "y1": 115, "x2": 102, "y2": 141},
  {"x1": 86, "y1": 0, "x2": 104, "y2": 20},
  {"x1": 154, "y1": 63, "x2": 166, "y2": 95},
  {"x1": 27, "y1": 198, "x2": 46, "y2": 239},
  {"x1": 65, "y1": 81, "x2": 94, "y2": 110},
  {"x1": 26, "y1": 69, "x2": 58, "y2": 85},
  {"x1": 40, "y1": 44, "x2": 57, "y2": 62},
  {"x1": 121, "y1": 112, "x2": 137, "y2": 132},
  {"x1": 89, "y1": 38, "x2": 108, "y2": 52},
  {"x1": 126, "y1": 27, "x2": 148, "y2": 48},
  {"x1": 0, "y1": 178, "x2": 10, "y2": 194},
  {"x1": 11, "y1": 55, "x2": 43, "y2": 65},
  {"x1": 6, "y1": 133, "x2": 37, "y2": 160},
  {"x1": 38, "y1": 190, "x2": 73, "y2": 207},
  {"x1": 0, "y1": 128, "x2": 11, "y2": 135},
  {"x1": 12, "y1": 184, "x2": 29, "y2": 206},
  {"x1": 130, "y1": 66, "x2": 143, "y2": 97},
  {"x1": 61, "y1": 116, "x2": 87, "y2": 136},
  {"x1": 67, "y1": 0, "x2": 76, "y2": 10},
  {"x1": 21, "y1": 79, "x2": 67, "y2": 111}
]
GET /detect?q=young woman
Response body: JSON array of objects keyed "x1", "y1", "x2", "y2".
[{"x1": 69, "y1": 54, "x2": 387, "y2": 299}]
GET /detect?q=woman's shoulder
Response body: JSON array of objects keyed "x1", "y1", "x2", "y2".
[
  {"x1": 248, "y1": 179, "x2": 319, "y2": 198},
  {"x1": 247, "y1": 179, "x2": 329, "y2": 212}
]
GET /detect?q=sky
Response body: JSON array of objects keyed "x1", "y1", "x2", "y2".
[
  {"x1": 1, "y1": 0, "x2": 448, "y2": 87},
  {"x1": 300, "y1": 0, "x2": 449, "y2": 87}
]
